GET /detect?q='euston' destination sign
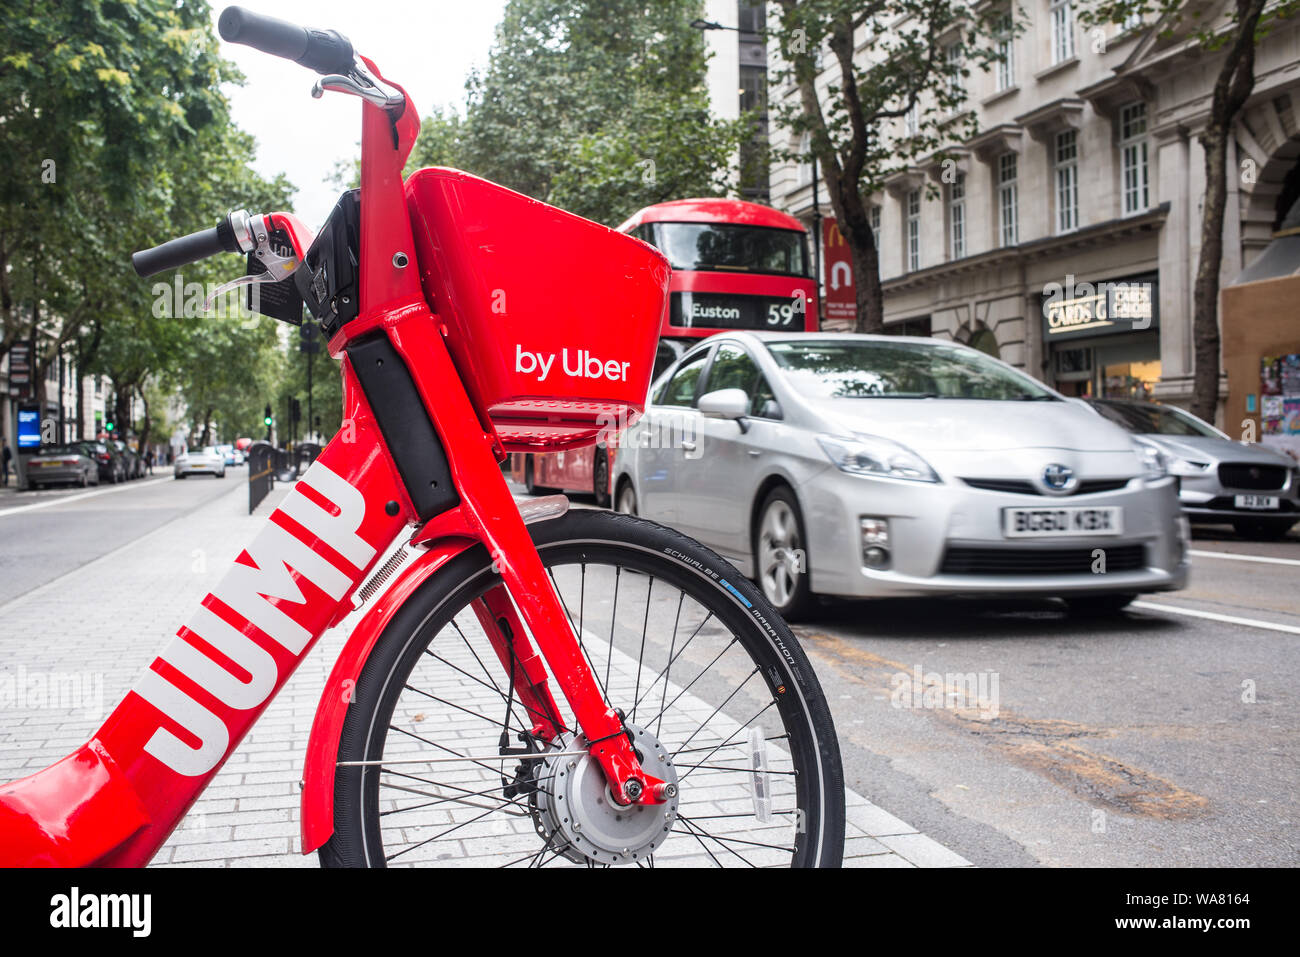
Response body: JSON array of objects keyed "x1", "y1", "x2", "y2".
[{"x1": 1040, "y1": 274, "x2": 1159, "y2": 342}]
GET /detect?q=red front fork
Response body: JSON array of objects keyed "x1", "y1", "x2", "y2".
[{"x1": 338, "y1": 62, "x2": 662, "y2": 806}]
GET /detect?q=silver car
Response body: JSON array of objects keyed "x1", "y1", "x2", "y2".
[
  {"x1": 174, "y1": 446, "x2": 227, "y2": 478},
  {"x1": 613, "y1": 332, "x2": 1189, "y2": 618},
  {"x1": 1086, "y1": 398, "x2": 1299, "y2": 541}
]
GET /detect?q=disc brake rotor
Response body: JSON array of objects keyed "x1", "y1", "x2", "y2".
[{"x1": 533, "y1": 722, "x2": 679, "y2": 866}]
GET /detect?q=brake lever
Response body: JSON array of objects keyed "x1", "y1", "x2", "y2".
[
  {"x1": 310, "y1": 60, "x2": 404, "y2": 112},
  {"x1": 203, "y1": 214, "x2": 300, "y2": 313}
]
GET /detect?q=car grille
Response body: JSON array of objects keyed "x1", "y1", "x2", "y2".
[
  {"x1": 960, "y1": 478, "x2": 1131, "y2": 496},
  {"x1": 1217, "y1": 463, "x2": 1287, "y2": 490},
  {"x1": 940, "y1": 544, "x2": 1146, "y2": 576}
]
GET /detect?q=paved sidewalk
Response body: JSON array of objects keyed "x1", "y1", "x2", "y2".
[{"x1": 0, "y1": 479, "x2": 969, "y2": 868}]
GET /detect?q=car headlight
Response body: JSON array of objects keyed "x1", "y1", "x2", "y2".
[
  {"x1": 817, "y1": 434, "x2": 939, "y2": 483},
  {"x1": 1134, "y1": 441, "x2": 1167, "y2": 480},
  {"x1": 1167, "y1": 457, "x2": 1211, "y2": 476}
]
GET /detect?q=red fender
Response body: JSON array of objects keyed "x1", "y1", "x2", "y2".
[{"x1": 299, "y1": 535, "x2": 477, "y2": 854}]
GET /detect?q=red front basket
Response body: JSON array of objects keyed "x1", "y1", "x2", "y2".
[{"x1": 405, "y1": 168, "x2": 671, "y2": 453}]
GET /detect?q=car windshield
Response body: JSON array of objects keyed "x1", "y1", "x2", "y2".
[
  {"x1": 1090, "y1": 401, "x2": 1223, "y2": 437},
  {"x1": 765, "y1": 339, "x2": 1056, "y2": 400},
  {"x1": 202, "y1": 446, "x2": 219, "y2": 456},
  {"x1": 653, "y1": 223, "x2": 808, "y2": 277},
  {"x1": 40, "y1": 445, "x2": 82, "y2": 456}
]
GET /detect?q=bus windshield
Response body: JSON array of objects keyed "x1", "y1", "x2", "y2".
[{"x1": 654, "y1": 222, "x2": 808, "y2": 277}]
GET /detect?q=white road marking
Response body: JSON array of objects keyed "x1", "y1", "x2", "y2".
[
  {"x1": 1133, "y1": 601, "x2": 1300, "y2": 636},
  {"x1": 1189, "y1": 548, "x2": 1300, "y2": 568},
  {"x1": 0, "y1": 476, "x2": 174, "y2": 519}
]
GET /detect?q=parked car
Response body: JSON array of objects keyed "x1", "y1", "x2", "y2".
[
  {"x1": 216, "y1": 444, "x2": 240, "y2": 467},
  {"x1": 612, "y1": 332, "x2": 1190, "y2": 618},
  {"x1": 110, "y1": 439, "x2": 144, "y2": 479},
  {"x1": 1085, "y1": 398, "x2": 1299, "y2": 540},
  {"x1": 174, "y1": 446, "x2": 227, "y2": 478},
  {"x1": 25, "y1": 444, "x2": 99, "y2": 488},
  {"x1": 81, "y1": 440, "x2": 127, "y2": 484}
]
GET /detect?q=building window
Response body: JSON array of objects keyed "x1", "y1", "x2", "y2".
[
  {"x1": 998, "y1": 152, "x2": 1018, "y2": 247},
  {"x1": 995, "y1": 14, "x2": 1016, "y2": 91},
  {"x1": 796, "y1": 131, "x2": 813, "y2": 187},
  {"x1": 1120, "y1": 102, "x2": 1149, "y2": 214},
  {"x1": 949, "y1": 174, "x2": 966, "y2": 260},
  {"x1": 906, "y1": 189, "x2": 921, "y2": 272},
  {"x1": 904, "y1": 100, "x2": 920, "y2": 138},
  {"x1": 944, "y1": 41, "x2": 963, "y2": 99},
  {"x1": 870, "y1": 203, "x2": 881, "y2": 237},
  {"x1": 1050, "y1": 0, "x2": 1075, "y2": 64},
  {"x1": 1054, "y1": 129, "x2": 1078, "y2": 233}
]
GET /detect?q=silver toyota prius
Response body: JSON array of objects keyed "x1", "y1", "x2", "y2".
[{"x1": 613, "y1": 332, "x2": 1190, "y2": 619}]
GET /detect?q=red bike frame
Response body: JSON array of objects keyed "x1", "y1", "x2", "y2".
[{"x1": 0, "y1": 57, "x2": 664, "y2": 867}]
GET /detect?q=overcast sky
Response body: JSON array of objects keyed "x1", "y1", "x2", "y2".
[{"x1": 213, "y1": 1, "x2": 506, "y2": 227}]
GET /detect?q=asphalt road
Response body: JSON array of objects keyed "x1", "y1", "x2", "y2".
[
  {"x1": 0, "y1": 468, "x2": 243, "y2": 607},
  {"x1": 790, "y1": 524, "x2": 1300, "y2": 868},
  {"x1": 4, "y1": 473, "x2": 1296, "y2": 867}
]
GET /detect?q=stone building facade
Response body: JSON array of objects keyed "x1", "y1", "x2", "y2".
[{"x1": 769, "y1": 3, "x2": 1300, "y2": 422}]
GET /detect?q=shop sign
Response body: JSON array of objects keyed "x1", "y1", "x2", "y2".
[{"x1": 1041, "y1": 275, "x2": 1159, "y2": 342}]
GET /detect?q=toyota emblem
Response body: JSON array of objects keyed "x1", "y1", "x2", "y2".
[{"x1": 1042, "y1": 463, "x2": 1077, "y2": 492}]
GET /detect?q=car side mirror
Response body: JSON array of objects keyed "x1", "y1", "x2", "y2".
[{"x1": 698, "y1": 388, "x2": 750, "y2": 420}]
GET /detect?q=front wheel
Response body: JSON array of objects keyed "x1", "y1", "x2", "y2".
[
  {"x1": 593, "y1": 447, "x2": 611, "y2": 509},
  {"x1": 322, "y1": 509, "x2": 844, "y2": 868},
  {"x1": 754, "y1": 487, "x2": 813, "y2": 621}
]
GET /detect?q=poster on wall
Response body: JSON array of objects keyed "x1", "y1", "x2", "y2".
[{"x1": 1260, "y1": 354, "x2": 1300, "y2": 461}]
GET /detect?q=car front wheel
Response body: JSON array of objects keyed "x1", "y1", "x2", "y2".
[{"x1": 754, "y1": 486, "x2": 813, "y2": 621}]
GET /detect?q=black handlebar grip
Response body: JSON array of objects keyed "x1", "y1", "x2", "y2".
[
  {"x1": 131, "y1": 221, "x2": 238, "y2": 278},
  {"x1": 218, "y1": 6, "x2": 354, "y2": 76}
]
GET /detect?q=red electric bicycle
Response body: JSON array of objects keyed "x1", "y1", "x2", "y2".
[{"x1": 0, "y1": 7, "x2": 843, "y2": 867}]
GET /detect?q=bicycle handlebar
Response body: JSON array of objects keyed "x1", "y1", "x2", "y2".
[
  {"x1": 217, "y1": 6, "x2": 354, "y2": 76},
  {"x1": 131, "y1": 215, "x2": 243, "y2": 278}
]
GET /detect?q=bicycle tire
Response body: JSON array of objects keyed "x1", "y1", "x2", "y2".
[{"x1": 321, "y1": 509, "x2": 844, "y2": 868}]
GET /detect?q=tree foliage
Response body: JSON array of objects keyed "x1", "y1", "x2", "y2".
[
  {"x1": 459, "y1": 0, "x2": 750, "y2": 225},
  {"x1": 1078, "y1": 0, "x2": 1299, "y2": 423},
  {"x1": 771, "y1": 0, "x2": 1009, "y2": 332},
  {"x1": 1, "y1": 0, "x2": 296, "y2": 449}
]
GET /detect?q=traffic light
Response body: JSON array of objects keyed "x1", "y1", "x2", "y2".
[
  {"x1": 263, "y1": 404, "x2": 273, "y2": 427},
  {"x1": 105, "y1": 422, "x2": 114, "y2": 433}
]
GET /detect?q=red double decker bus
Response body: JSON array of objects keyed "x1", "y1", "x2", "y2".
[{"x1": 511, "y1": 197, "x2": 818, "y2": 505}]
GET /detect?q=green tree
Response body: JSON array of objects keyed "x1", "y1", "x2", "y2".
[
  {"x1": 0, "y1": 0, "x2": 234, "y2": 398},
  {"x1": 1079, "y1": 0, "x2": 1299, "y2": 423},
  {"x1": 771, "y1": 1, "x2": 1009, "y2": 332},
  {"x1": 463, "y1": 0, "x2": 749, "y2": 225}
]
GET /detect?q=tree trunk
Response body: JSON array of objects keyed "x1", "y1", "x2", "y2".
[
  {"x1": 199, "y1": 408, "x2": 213, "y2": 448},
  {"x1": 1191, "y1": 124, "x2": 1229, "y2": 423},
  {"x1": 1190, "y1": 0, "x2": 1264, "y2": 425},
  {"x1": 113, "y1": 388, "x2": 131, "y2": 438}
]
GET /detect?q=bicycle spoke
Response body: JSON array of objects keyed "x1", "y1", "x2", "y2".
[
  {"x1": 630, "y1": 575, "x2": 654, "y2": 723},
  {"x1": 352, "y1": 544, "x2": 829, "y2": 868}
]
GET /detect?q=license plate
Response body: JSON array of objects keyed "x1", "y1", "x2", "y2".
[
  {"x1": 1234, "y1": 494, "x2": 1279, "y2": 510},
  {"x1": 1003, "y1": 506, "x2": 1123, "y2": 537}
]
